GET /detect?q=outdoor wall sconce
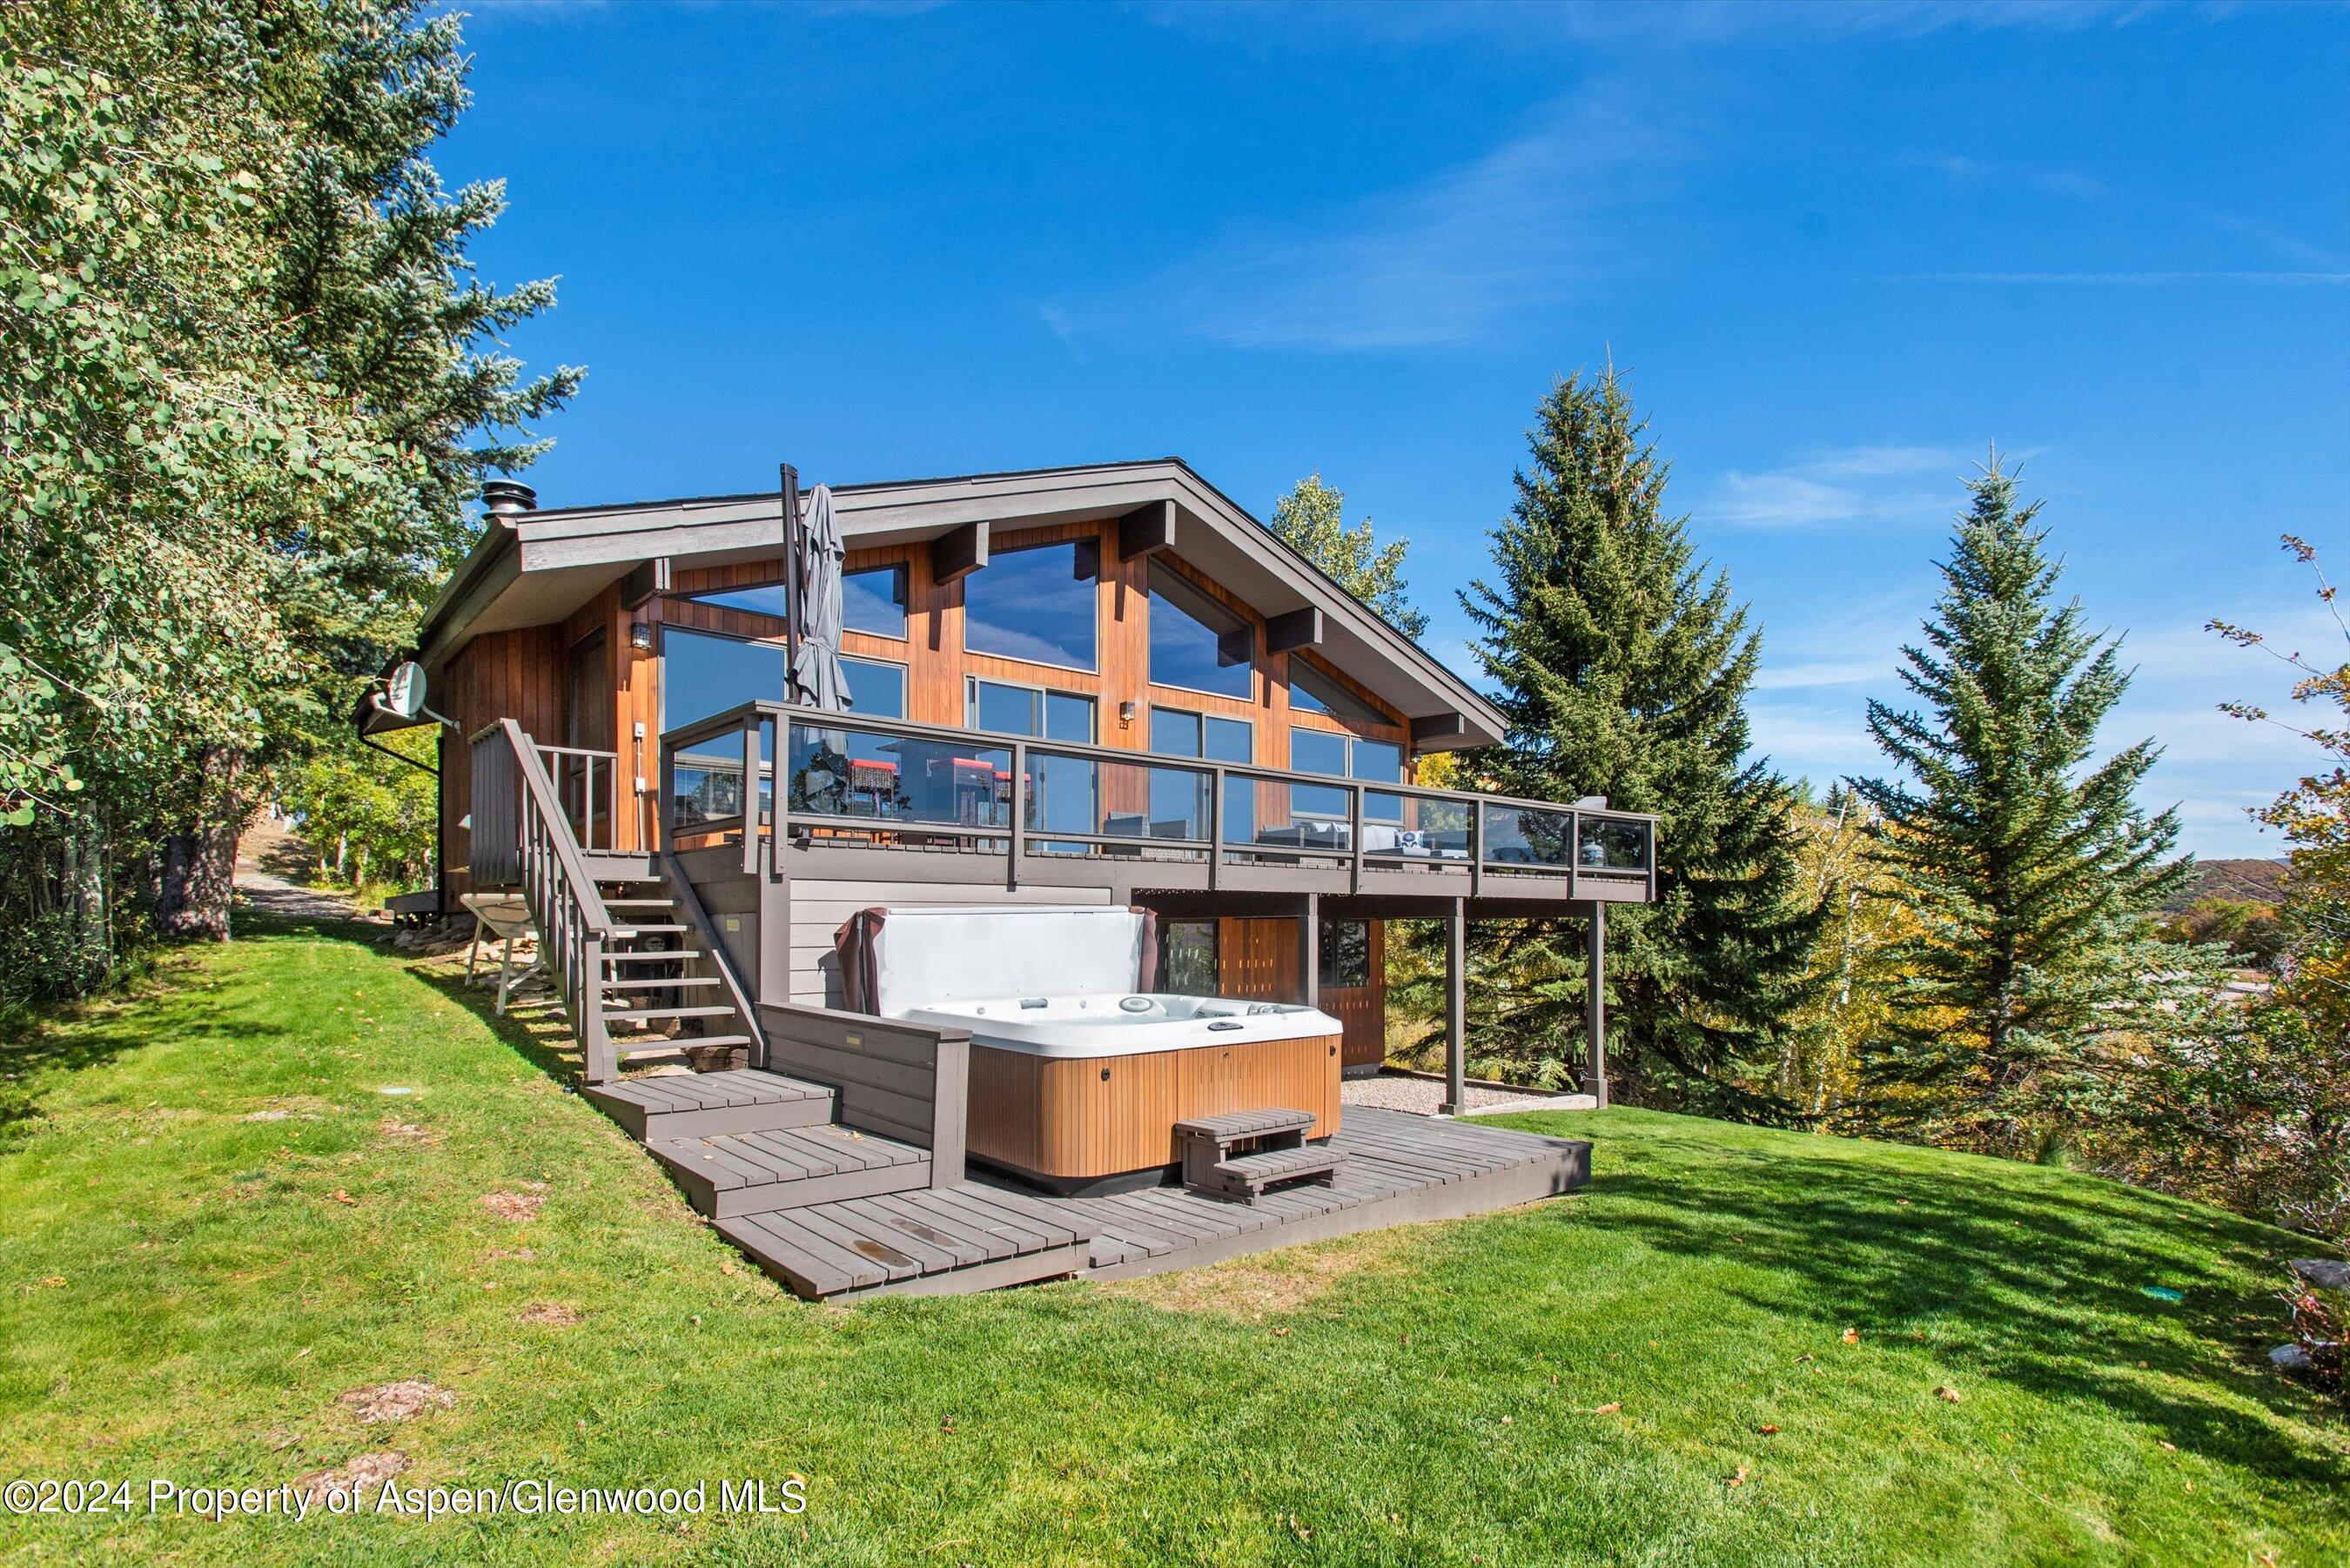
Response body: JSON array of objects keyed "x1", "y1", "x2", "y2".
[
  {"x1": 628, "y1": 620, "x2": 655, "y2": 653},
  {"x1": 1118, "y1": 700, "x2": 1136, "y2": 724}
]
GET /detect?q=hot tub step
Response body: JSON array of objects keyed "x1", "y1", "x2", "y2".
[
  {"x1": 1198, "y1": 1145, "x2": 1347, "y2": 1203},
  {"x1": 648, "y1": 1122, "x2": 934, "y2": 1219}
]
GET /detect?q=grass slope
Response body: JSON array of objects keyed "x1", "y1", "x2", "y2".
[{"x1": 1, "y1": 913, "x2": 2343, "y2": 1565}]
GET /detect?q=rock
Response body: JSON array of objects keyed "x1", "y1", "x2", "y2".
[
  {"x1": 2288, "y1": 1258, "x2": 2350, "y2": 1292},
  {"x1": 2269, "y1": 1343, "x2": 2313, "y2": 1372}
]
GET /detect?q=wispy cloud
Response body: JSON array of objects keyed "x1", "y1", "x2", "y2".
[
  {"x1": 1695, "y1": 445, "x2": 1977, "y2": 529},
  {"x1": 1042, "y1": 81, "x2": 1685, "y2": 352}
]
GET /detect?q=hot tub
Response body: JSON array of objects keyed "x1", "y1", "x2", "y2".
[{"x1": 840, "y1": 908, "x2": 1344, "y2": 1194}]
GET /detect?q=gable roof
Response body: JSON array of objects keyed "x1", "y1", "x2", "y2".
[{"x1": 417, "y1": 457, "x2": 1504, "y2": 748}]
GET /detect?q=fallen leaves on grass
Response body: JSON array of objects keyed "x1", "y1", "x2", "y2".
[
  {"x1": 1757, "y1": 1424, "x2": 1780, "y2": 1436},
  {"x1": 1935, "y1": 1385, "x2": 1963, "y2": 1404},
  {"x1": 516, "y1": 1303, "x2": 581, "y2": 1327},
  {"x1": 1842, "y1": 1328, "x2": 1860, "y2": 1345},
  {"x1": 330, "y1": 1189, "x2": 357, "y2": 1207},
  {"x1": 339, "y1": 1381, "x2": 457, "y2": 1424},
  {"x1": 1579, "y1": 1402, "x2": 1622, "y2": 1416},
  {"x1": 294, "y1": 1451, "x2": 406, "y2": 1504},
  {"x1": 244, "y1": 1109, "x2": 290, "y2": 1122},
  {"x1": 379, "y1": 1118, "x2": 440, "y2": 1144},
  {"x1": 1723, "y1": 1464, "x2": 1751, "y2": 1487},
  {"x1": 481, "y1": 1190, "x2": 545, "y2": 1222}
]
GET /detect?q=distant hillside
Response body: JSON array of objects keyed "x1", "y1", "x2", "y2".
[{"x1": 2165, "y1": 858, "x2": 2288, "y2": 911}]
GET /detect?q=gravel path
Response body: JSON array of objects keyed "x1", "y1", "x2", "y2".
[
  {"x1": 234, "y1": 825, "x2": 363, "y2": 921},
  {"x1": 1341, "y1": 1073, "x2": 1595, "y2": 1118}
]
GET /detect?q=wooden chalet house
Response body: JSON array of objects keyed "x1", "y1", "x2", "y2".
[{"x1": 373, "y1": 461, "x2": 1655, "y2": 1299}]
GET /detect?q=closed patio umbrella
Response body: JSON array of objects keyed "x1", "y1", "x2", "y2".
[{"x1": 790, "y1": 483, "x2": 849, "y2": 711}]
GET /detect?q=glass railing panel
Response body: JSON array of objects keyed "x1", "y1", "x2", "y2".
[
  {"x1": 787, "y1": 721, "x2": 1010, "y2": 828},
  {"x1": 670, "y1": 722, "x2": 771, "y2": 832},
  {"x1": 1480, "y1": 801, "x2": 1575, "y2": 868},
  {"x1": 1362, "y1": 794, "x2": 1471, "y2": 861},
  {"x1": 1223, "y1": 776, "x2": 1351, "y2": 857},
  {"x1": 1578, "y1": 815, "x2": 1651, "y2": 872}
]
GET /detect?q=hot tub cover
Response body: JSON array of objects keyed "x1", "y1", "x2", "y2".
[{"x1": 835, "y1": 905, "x2": 1159, "y2": 1017}]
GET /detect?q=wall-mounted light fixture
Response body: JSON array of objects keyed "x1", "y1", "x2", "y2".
[
  {"x1": 1118, "y1": 700, "x2": 1136, "y2": 724},
  {"x1": 628, "y1": 620, "x2": 655, "y2": 653}
]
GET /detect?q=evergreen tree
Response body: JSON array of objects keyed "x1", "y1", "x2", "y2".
[
  {"x1": 1435, "y1": 371, "x2": 1823, "y2": 1112},
  {"x1": 1271, "y1": 473, "x2": 1427, "y2": 640},
  {"x1": 1853, "y1": 461, "x2": 2203, "y2": 1156}
]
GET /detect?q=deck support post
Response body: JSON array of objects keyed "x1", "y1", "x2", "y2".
[
  {"x1": 1300, "y1": 894, "x2": 1319, "y2": 1008},
  {"x1": 1585, "y1": 901, "x2": 1608, "y2": 1108},
  {"x1": 1441, "y1": 898, "x2": 1466, "y2": 1116}
]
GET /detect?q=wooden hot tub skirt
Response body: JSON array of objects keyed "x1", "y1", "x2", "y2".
[{"x1": 966, "y1": 1033, "x2": 1342, "y2": 1190}]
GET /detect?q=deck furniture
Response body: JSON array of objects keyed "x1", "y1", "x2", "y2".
[
  {"x1": 460, "y1": 892, "x2": 543, "y2": 1015},
  {"x1": 1175, "y1": 1108, "x2": 1346, "y2": 1203}
]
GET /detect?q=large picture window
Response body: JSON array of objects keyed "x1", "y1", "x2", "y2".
[
  {"x1": 841, "y1": 655, "x2": 906, "y2": 719},
  {"x1": 1288, "y1": 660, "x2": 1384, "y2": 724},
  {"x1": 1147, "y1": 706, "x2": 1253, "y2": 841},
  {"x1": 963, "y1": 539, "x2": 1099, "y2": 670},
  {"x1": 677, "y1": 581, "x2": 787, "y2": 621},
  {"x1": 1147, "y1": 561, "x2": 1252, "y2": 699},
  {"x1": 843, "y1": 564, "x2": 908, "y2": 639},
  {"x1": 1290, "y1": 725, "x2": 1406, "y2": 821}
]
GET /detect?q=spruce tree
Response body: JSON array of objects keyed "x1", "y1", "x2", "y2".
[
  {"x1": 1439, "y1": 371, "x2": 1823, "y2": 1112},
  {"x1": 1853, "y1": 462, "x2": 2200, "y2": 1156}
]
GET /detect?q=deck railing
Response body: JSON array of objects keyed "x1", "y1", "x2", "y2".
[
  {"x1": 658, "y1": 700, "x2": 1657, "y2": 901},
  {"x1": 470, "y1": 720, "x2": 623, "y2": 1082}
]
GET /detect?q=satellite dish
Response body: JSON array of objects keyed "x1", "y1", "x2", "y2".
[{"x1": 384, "y1": 661, "x2": 427, "y2": 720}]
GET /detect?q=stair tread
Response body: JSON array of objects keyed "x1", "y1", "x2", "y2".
[
  {"x1": 1217, "y1": 1145, "x2": 1346, "y2": 1178},
  {"x1": 1175, "y1": 1108, "x2": 1319, "y2": 1142},
  {"x1": 602, "y1": 1003, "x2": 739, "y2": 1022},
  {"x1": 604, "y1": 948, "x2": 702, "y2": 962},
  {"x1": 612, "y1": 923, "x2": 689, "y2": 936},
  {"x1": 591, "y1": 1064, "x2": 790, "y2": 1114},
  {"x1": 601, "y1": 898, "x2": 677, "y2": 908},
  {"x1": 601, "y1": 976, "x2": 721, "y2": 991},
  {"x1": 651, "y1": 1122, "x2": 930, "y2": 1189},
  {"x1": 715, "y1": 1180, "x2": 1091, "y2": 1298}
]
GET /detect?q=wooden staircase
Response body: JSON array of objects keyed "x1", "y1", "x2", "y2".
[
  {"x1": 472, "y1": 720, "x2": 1091, "y2": 1302},
  {"x1": 587, "y1": 874, "x2": 759, "y2": 1072}
]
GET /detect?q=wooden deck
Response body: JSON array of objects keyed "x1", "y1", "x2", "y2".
[
  {"x1": 587, "y1": 1069, "x2": 1588, "y2": 1299},
  {"x1": 1067, "y1": 1107, "x2": 1588, "y2": 1278}
]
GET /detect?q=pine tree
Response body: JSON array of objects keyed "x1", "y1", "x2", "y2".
[
  {"x1": 1434, "y1": 371, "x2": 1823, "y2": 1113},
  {"x1": 1270, "y1": 474, "x2": 1427, "y2": 640},
  {"x1": 1853, "y1": 460, "x2": 2203, "y2": 1156}
]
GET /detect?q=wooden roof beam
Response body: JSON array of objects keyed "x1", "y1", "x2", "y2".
[{"x1": 930, "y1": 519, "x2": 989, "y2": 584}]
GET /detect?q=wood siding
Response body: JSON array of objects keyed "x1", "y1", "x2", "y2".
[
  {"x1": 1321, "y1": 919, "x2": 1387, "y2": 1072},
  {"x1": 433, "y1": 625, "x2": 566, "y2": 900},
  {"x1": 966, "y1": 1033, "x2": 1341, "y2": 1183}
]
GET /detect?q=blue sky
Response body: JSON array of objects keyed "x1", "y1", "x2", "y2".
[{"x1": 443, "y1": 0, "x2": 2350, "y2": 858}]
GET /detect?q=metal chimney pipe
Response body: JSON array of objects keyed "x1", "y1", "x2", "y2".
[{"x1": 481, "y1": 479, "x2": 538, "y2": 525}]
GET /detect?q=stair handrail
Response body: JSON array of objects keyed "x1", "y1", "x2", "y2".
[{"x1": 475, "y1": 719, "x2": 626, "y2": 1082}]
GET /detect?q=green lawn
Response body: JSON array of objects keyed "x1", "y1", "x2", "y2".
[{"x1": 1, "y1": 912, "x2": 2343, "y2": 1565}]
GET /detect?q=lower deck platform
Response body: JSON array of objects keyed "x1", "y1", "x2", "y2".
[
  {"x1": 588, "y1": 1070, "x2": 1588, "y2": 1299},
  {"x1": 1064, "y1": 1107, "x2": 1589, "y2": 1278}
]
